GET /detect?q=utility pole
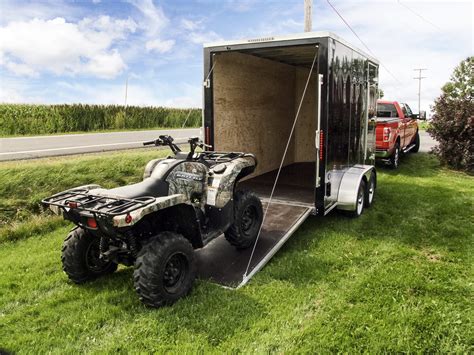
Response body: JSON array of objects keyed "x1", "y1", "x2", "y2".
[
  {"x1": 304, "y1": 0, "x2": 312, "y2": 32},
  {"x1": 413, "y1": 68, "x2": 427, "y2": 115}
]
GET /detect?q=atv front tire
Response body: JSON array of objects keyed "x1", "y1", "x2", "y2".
[
  {"x1": 61, "y1": 227, "x2": 117, "y2": 284},
  {"x1": 133, "y1": 232, "x2": 196, "y2": 308},
  {"x1": 225, "y1": 190, "x2": 263, "y2": 249}
]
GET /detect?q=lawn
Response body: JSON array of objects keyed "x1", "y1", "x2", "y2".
[{"x1": 0, "y1": 151, "x2": 472, "y2": 352}]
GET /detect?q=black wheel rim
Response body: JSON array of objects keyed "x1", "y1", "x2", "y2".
[
  {"x1": 85, "y1": 240, "x2": 110, "y2": 273},
  {"x1": 241, "y1": 205, "x2": 257, "y2": 236},
  {"x1": 163, "y1": 252, "x2": 188, "y2": 294}
]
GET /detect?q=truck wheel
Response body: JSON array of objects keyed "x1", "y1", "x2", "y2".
[
  {"x1": 411, "y1": 131, "x2": 420, "y2": 153},
  {"x1": 390, "y1": 142, "x2": 400, "y2": 169},
  {"x1": 61, "y1": 227, "x2": 118, "y2": 284},
  {"x1": 364, "y1": 172, "x2": 376, "y2": 208},
  {"x1": 133, "y1": 232, "x2": 196, "y2": 308},
  {"x1": 348, "y1": 180, "x2": 366, "y2": 218},
  {"x1": 225, "y1": 190, "x2": 263, "y2": 249}
]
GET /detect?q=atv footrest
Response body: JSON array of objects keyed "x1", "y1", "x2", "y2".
[
  {"x1": 42, "y1": 189, "x2": 156, "y2": 217},
  {"x1": 196, "y1": 202, "x2": 312, "y2": 288}
]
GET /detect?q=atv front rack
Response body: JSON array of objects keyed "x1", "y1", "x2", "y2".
[{"x1": 42, "y1": 188, "x2": 156, "y2": 217}]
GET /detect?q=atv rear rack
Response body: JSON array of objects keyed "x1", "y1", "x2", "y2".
[{"x1": 42, "y1": 189, "x2": 156, "y2": 217}]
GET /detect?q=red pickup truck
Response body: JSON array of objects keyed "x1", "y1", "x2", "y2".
[{"x1": 375, "y1": 100, "x2": 422, "y2": 168}]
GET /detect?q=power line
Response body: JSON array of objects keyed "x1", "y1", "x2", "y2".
[
  {"x1": 325, "y1": 0, "x2": 402, "y2": 86},
  {"x1": 397, "y1": 0, "x2": 441, "y2": 31}
]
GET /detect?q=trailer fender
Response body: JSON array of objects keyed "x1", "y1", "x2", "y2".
[{"x1": 337, "y1": 165, "x2": 375, "y2": 211}]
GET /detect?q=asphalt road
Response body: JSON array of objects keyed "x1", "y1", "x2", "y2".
[
  {"x1": 419, "y1": 130, "x2": 437, "y2": 153},
  {"x1": 0, "y1": 128, "x2": 436, "y2": 162},
  {"x1": 0, "y1": 128, "x2": 201, "y2": 161}
]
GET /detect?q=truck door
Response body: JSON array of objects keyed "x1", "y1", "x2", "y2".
[
  {"x1": 398, "y1": 103, "x2": 409, "y2": 148},
  {"x1": 403, "y1": 103, "x2": 417, "y2": 145}
]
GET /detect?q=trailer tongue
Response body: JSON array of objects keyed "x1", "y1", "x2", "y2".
[{"x1": 196, "y1": 202, "x2": 312, "y2": 287}]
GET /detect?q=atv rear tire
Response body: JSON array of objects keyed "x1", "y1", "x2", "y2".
[
  {"x1": 225, "y1": 190, "x2": 263, "y2": 249},
  {"x1": 61, "y1": 227, "x2": 118, "y2": 284},
  {"x1": 133, "y1": 232, "x2": 196, "y2": 308}
]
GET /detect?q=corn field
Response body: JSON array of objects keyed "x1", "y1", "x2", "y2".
[{"x1": 0, "y1": 104, "x2": 202, "y2": 136}]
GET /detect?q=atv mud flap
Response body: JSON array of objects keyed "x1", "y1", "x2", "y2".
[{"x1": 196, "y1": 202, "x2": 313, "y2": 288}]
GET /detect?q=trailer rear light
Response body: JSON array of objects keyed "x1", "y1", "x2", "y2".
[
  {"x1": 68, "y1": 201, "x2": 78, "y2": 208},
  {"x1": 319, "y1": 130, "x2": 324, "y2": 160},
  {"x1": 125, "y1": 214, "x2": 133, "y2": 224},
  {"x1": 87, "y1": 218, "x2": 98, "y2": 229},
  {"x1": 383, "y1": 127, "x2": 391, "y2": 142}
]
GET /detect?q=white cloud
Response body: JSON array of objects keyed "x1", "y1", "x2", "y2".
[
  {"x1": 188, "y1": 30, "x2": 222, "y2": 45},
  {"x1": 0, "y1": 16, "x2": 136, "y2": 78},
  {"x1": 126, "y1": 0, "x2": 168, "y2": 36},
  {"x1": 145, "y1": 39, "x2": 175, "y2": 53},
  {"x1": 181, "y1": 19, "x2": 201, "y2": 31}
]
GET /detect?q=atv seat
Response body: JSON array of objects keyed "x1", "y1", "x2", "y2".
[{"x1": 107, "y1": 178, "x2": 168, "y2": 199}]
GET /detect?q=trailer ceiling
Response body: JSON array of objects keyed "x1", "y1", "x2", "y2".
[{"x1": 237, "y1": 45, "x2": 318, "y2": 68}]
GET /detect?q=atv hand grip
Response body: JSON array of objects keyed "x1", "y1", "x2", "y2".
[{"x1": 143, "y1": 140, "x2": 156, "y2": 146}]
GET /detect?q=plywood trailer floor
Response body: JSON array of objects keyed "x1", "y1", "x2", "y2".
[{"x1": 238, "y1": 162, "x2": 316, "y2": 206}]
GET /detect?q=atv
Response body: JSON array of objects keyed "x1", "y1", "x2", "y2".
[{"x1": 42, "y1": 135, "x2": 263, "y2": 307}]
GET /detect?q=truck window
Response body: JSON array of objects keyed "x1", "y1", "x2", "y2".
[
  {"x1": 377, "y1": 103, "x2": 398, "y2": 118},
  {"x1": 404, "y1": 103, "x2": 413, "y2": 116}
]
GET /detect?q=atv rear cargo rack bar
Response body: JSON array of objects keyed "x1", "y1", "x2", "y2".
[{"x1": 42, "y1": 189, "x2": 156, "y2": 217}]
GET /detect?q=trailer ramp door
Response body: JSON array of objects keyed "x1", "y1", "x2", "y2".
[{"x1": 196, "y1": 202, "x2": 312, "y2": 288}]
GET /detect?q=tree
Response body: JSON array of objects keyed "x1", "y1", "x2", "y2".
[{"x1": 427, "y1": 56, "x2": 473, "y2": 172}]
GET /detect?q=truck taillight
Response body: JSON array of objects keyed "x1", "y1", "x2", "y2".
[{"x1": 383, "y1": 127, "x2": 391, "y2": 142}]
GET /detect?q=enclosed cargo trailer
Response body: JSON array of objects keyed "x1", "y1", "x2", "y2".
[{"x1": 197, "y1": 32, "x2": 379, "y2": 287}]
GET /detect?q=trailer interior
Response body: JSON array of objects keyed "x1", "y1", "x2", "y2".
[{"x1": 211, "y1": 45, "x2": 320, "y2": 208}]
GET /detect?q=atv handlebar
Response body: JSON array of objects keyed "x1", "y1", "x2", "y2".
[{"x1": 143, "y1": 135, "x2": 182, "y2": 154}]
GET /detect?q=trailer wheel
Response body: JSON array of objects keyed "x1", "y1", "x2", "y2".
[
  {"x1": 365, "y1": 172, "x2": 376, "y2": 208},
  {"x1": 225, "y1": 190, "x2": 263, "y2": 249},
  {"x1": 348, "y1": 180, "x2": 366, "y2": 218},
  {"x1": 133, "y1": 232, "x2": 196, "y2": 308},
  {"x1": 411, "y1": 131, "x2": 420, "y2": 153},
  {"x1": 390, "y1": 142, "x2": 400, "y2": 169},
  {"x1": 61, "y1": 227, "x2": 118, "y2": 284}
]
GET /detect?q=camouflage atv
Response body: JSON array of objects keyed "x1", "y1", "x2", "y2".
[{"x1": 42, "y1": 135, "x2": 263, "y2": 307}]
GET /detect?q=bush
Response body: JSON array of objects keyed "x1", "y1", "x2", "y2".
[
  {"x1": 0, "y1": 104, "x2": 201, "y2": 136},
  {"x1": 428, "y1": 57, "x2": 473, "y2": 172}
]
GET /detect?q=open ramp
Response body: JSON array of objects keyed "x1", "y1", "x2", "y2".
[{"x1": 196, "y1": 202, "x2": 312, "y2": 288}]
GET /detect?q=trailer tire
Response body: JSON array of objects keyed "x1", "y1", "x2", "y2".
[
  {"x1": 347, "y1": 180, "x2": 366, "y2": 218},
  {"x1": 365, "y1": 172, "x2": 376, "y2": 208},
  {"x1": 225, "y1": 190, "x2": 263, "y2": 249},
  {"x1": 390, "y1": 142, "x2": 400, "y2": 169},
  {"x1": 411, "y1": 131, "x2": 420, "y2": 153},
  {"x1": 61, "y1": 227, "x2": 117, "y2": 284},
  {"x1": 133, "y1": 232, "x2": 196, "y2": 308}
]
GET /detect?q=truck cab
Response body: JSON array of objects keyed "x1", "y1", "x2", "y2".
[{"x1": 375, "y1": 100, "x2": 421, "y2": 168}]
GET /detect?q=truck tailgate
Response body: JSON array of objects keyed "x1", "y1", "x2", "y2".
[{"x1": 196, "y1": 202, "x2": 312, "y2": 288}]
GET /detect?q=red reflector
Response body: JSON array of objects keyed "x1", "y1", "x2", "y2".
[
  {"x1": 87, "y1": 218, "x2": 97, "y2": 229},
  {"x1": 205, "y1": 126, "x2": 210, "y2": 147},
  {"x1": 68, "y1": 202, "x2": 78, "y2": 208},
  {"x1": 125, "y1": 214, "x2": 133, "y2": 224}
]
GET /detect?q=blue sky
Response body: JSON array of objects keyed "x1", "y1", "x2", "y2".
[{"x1": 0, "y1": 0, "x2": 472, "y2": 113}]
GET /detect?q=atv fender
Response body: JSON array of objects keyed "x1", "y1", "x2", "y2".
[
  {"x1": 112, "y1": 194, "x2": 187, "y2": 227},
  {"x1": 207, "y1": 156, "x2": 256, "y2": 209},
  {"x1": 143, "y1": 158, "x2": 165, "y2": 179}
]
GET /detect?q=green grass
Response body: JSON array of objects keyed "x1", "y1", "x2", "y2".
[
  {"x1": 0, "y1": 152, "x2": 473, "y2": 352},
  {"x1": 418, "y1": 120, "x2": 431, "y2": 130}
]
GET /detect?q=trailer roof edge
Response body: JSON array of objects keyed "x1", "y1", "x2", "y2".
[{"x1": 203, "y1": 31, "x2": 379, "y2": 64}]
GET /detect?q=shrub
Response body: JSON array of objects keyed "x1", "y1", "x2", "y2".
[{"x1": 428, "y1": 57, "x2": 473, "y2": 172}]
